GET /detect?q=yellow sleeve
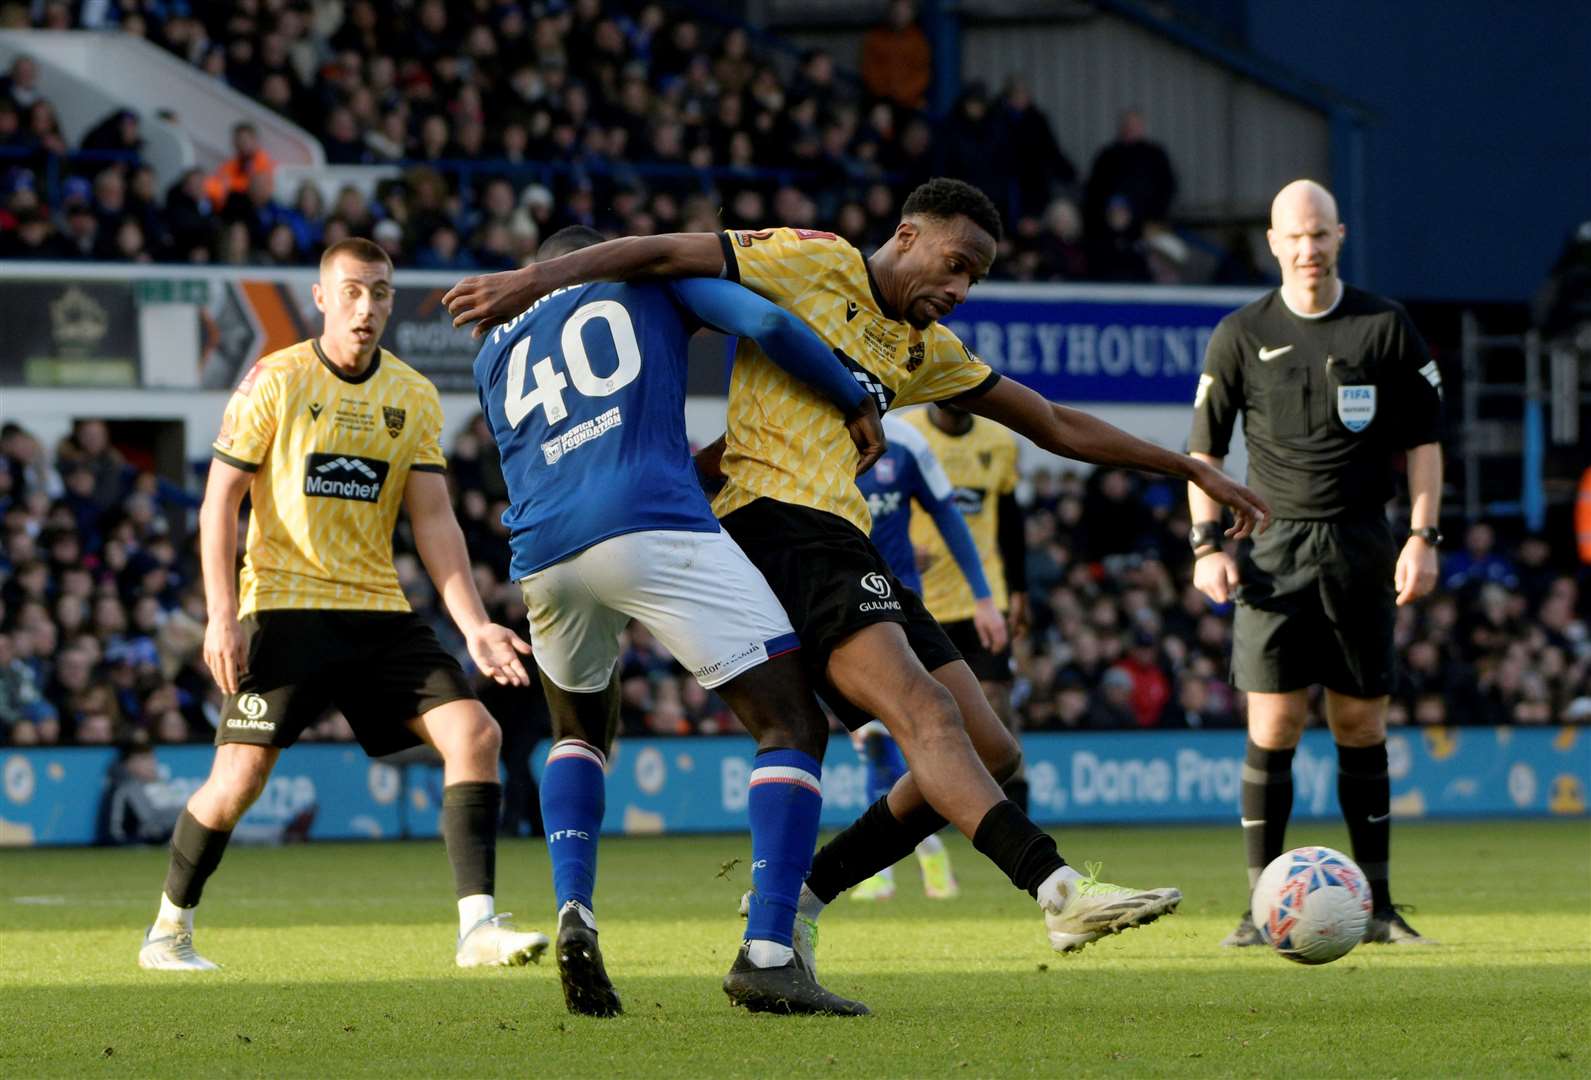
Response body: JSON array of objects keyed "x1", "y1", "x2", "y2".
[
  {"x1": 998, "y1": 434, "x2": 1018, "y2": 495},
  {"x1": 412, "y1": 385, "x2": 447, "y2": 473},
  {"x1": 722, "y1": 227, "x2": 857, "y2": 306},
  {"x1": 895, "y1": 327, "x2": 999, "y2": 408},
  {"x1": 212, "y1": 361, "x2": 281, "y2": 471}
]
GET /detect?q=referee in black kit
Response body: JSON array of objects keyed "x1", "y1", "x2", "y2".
[{"x1": 1188, "y1": 180, "x2": 1443, "y2": 946}]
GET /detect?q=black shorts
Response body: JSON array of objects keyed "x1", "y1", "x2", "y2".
[
  {"x1": 941, "y1": 617, "x2": 1014, "y2": 683},
  {"x1": 718, "y1": 498, "x2": 962, "y2": 729},
  {"x1": 215, "y1": 609, "x2": 475, "y2": 757},
  {"x1": 1231, "y1": 516, "x2": 1397, "y2": 697}
]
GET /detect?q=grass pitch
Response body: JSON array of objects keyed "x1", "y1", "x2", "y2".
[{"x1": 2, "y1": 820, "x2": 1587, "y2": 1078}]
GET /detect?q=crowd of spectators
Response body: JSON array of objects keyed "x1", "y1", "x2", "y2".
[
  {"x1": 3, "y1": 416, "x2": 1587, "y2": 753},
  {"x1": 0, "y1": 0, "x2": 1243, "y2": 284}
]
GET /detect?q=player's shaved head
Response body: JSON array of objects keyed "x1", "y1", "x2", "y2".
[
  {"x1": 1270, "y1": 179, "x2": 1339, "y2": 231},
  {"x1": 1266, "y1": 179, "x2": 1345, "y2": 307},
  {"x1": 320, "y1": 236, "x2": 392, "y2": 277},
  {"x1": 538, "y1": 225, "x2": 606, "y2": 261}
]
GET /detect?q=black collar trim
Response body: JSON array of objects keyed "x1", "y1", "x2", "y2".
[{"x1": 313, "y1": 338, "x2": 381, "y2": 384}]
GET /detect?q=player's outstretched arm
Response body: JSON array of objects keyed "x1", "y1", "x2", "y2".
[
  {"x1": 963, "y1": 377, "x2": 1271, "y2": 539},
  {"x1": 198, "y1": 459, "x2": 254, "y2": 695},
  {"x1": 445, "y1": 233, "x2": 726, "y2": 338},
  {"x1": 668, "y1": 277, "x2": 885, "y2": 473},
  {"x1": 403, "y1": 471, "x2": 531, "y2": 687}
]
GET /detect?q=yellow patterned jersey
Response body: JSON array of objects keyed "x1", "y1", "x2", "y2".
[
  {"x1": 906, "y1": 410, "x2": 1018, "y2": 621},
  {"x1": 713, "y1": 227, "x2": 999, "y2": 533},
  {"x1": 212, "y1": 339, "x2": 447, "y2": 616}
]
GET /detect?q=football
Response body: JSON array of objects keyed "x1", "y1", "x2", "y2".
[{"x1": 1252, "y1": 846, "x2": 1374, "y2": 965}]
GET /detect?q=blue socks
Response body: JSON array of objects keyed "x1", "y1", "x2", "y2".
[
  {"x1": 744, "y1": 748, "x2": 824, "y2": 947},
  {"x1": 540, "y1": 739, "x2": 606, "y2": 912},
  {"x1": 862, "y1": 731, "x2": 908, "y2": 805}
]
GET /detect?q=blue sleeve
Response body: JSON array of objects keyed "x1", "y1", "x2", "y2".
[
  {"x1": 912, "y1": 468, "x2": 991, "y2": 601},
  {"x1": 667, "y1": 277, "x2": 866, "y2": 413}
]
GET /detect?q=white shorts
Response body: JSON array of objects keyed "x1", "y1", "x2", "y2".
[{"x1": 518, "y1": 528, "x2": 800, "y2": 693}]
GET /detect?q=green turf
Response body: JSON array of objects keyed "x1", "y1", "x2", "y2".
[{"x1": 2, "y1": 820, "x2": 1588, "y2": 1078}]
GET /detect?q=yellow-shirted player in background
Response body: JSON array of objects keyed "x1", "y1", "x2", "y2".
[
  {"x1": 138, "y1": 239, "x2": 549, "y2": 973},
  {"x1": 906, "y1": 404, "x2": 1031, "y2": 812}
]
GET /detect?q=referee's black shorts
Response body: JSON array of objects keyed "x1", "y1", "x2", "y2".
[
  {"x1": 1231, "y1": 515, "x2": 1398, "y2": 698},
  {"x1": 718, "y1": 497, "x2": 962, "y2": 730},
  {"x1": 215, "y1": 609, "x2": 476, "y2": 757}
]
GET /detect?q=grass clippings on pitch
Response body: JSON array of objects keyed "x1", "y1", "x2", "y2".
[{"x1": 2, "y1": 821, "x2": 1588, "y2": 1078}]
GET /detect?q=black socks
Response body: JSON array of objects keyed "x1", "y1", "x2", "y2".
[
  {"x1": 971, "y1": 799, "x2": 1065, "y2": 897},
  {"x1": 1241, "y1": 740, "x2": 1295, "y2": 892},
  {"x1": 442, "y1": 781, "x2": 501, "y2": 899},
  {"x1": 163, "y1": 809, "x2": 233, "y2": 908},
  {"x1": 1337, "y1": 741, "x2": 1392, "y2": 910},
  {"x1": 804, "y1": 796, "x2": 948, "y2": 904}
]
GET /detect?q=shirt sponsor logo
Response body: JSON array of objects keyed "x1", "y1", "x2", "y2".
[
  {"x1": 225, "y1": 717, "x2": 277, "y2": 732},
  {"x1": 1336, "y1": 385, "x2": 1376, "y2": 433},
  {"x1": 859, "y1": 599, "x2": 903, "y2": 613},
  {"x1": 860, "y1": 572, "x2": 893, "y2": 598},
  {"x1": 839, "y1": 353, "x2": 896, "y2": 416},
  {"x1": 303, "y1": 453, "x2": 390, "y2": 502},
  {"x1": 866, "y1": 490, "x2": 904, "y2": 518},
  {"x1": 541, "y1": 406, "x2": 622, "y2": 465},
  {"x1": 951, "y1": 486, "x2": 987, "y2": 516}
]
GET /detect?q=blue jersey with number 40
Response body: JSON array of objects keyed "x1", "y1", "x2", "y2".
[{"x1": 475, "y1": 281, "x2": 719, "y2": 580}]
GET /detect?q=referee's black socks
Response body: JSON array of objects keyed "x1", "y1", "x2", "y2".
[
  {"x1": 1241, "y1": 740, "x2": 1295, "y2": 894},
  {"x1": 1336, "y1": 741, "x2": 1392, "y2": 911}
]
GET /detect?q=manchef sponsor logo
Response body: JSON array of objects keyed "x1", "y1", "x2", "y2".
[{"x1": 303, "y1": 453, "x2": 390, "y2": 502}]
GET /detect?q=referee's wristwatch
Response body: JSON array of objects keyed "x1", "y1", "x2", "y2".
[
  {"x1": 1411, "y1": 526, "x2": 1444, "y2": 547},
  {"x1": 1189, "y1": 521, "x2": 1225, "y2": 558}
]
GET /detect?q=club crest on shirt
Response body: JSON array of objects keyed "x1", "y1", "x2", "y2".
[
  {"x1": 906, "y1": 341, "x2": 925, "y2": 372},
  {"x1": 978, "y1": 450, "x2": 993, "y2": 470},
  {"x1": 383, "y1": 406, "x2": 406, "y2": 438},
  {"x1": 1336, "y1": 385, "x2": 1376, "y2": 432},
  {"x1": 874, "y1": 457, "x2": 896, "y2": 485}
]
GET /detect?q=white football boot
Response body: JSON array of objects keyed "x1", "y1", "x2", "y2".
[
  {"x1": 455, "y1": 913, "x2": 550, "y2": 968},
  {"x1": 1042, "y1": 862, "x2": 1182, "y2": 954},
  {"x1": 138, "y1": 925, "x2": 220, "y2": 971}
]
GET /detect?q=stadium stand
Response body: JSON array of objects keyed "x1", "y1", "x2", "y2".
[
  {"x1": 2, "y1": 416, "x2": 1587, "y2": 754},
  {"x1": 0, "y1": 2, "x2": 1213, "y2": 284}
]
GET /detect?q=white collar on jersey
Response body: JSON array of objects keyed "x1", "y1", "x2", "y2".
[{"x1": 1280, "y1": 279, "x2": 1345, "y2": 320}]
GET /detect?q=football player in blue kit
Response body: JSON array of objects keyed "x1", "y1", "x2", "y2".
[
  {"x1": 848, "y1": 413, "x2": 1008, "y2": 901},
  {"x1": 473, "y1": 227, "x2": 883, "y2": 1018}
]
